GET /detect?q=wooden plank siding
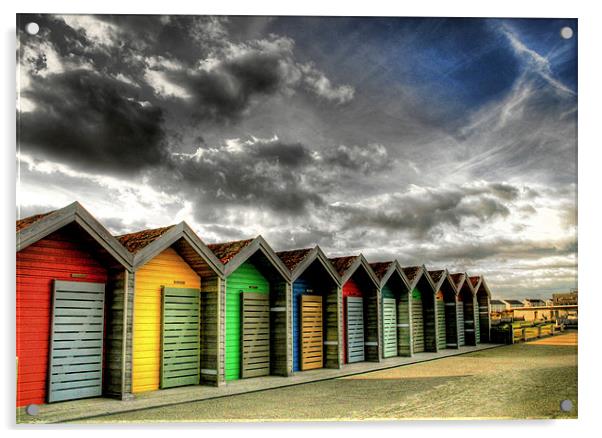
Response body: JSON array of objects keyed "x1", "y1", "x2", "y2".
[
  {"x1": 16, "y1": 228, "x2": 112, "y2": 407},
  {"x1": 132, "y1": 248, "x2": 201, "y2": 393},
  {"x1": 457, "y1": 296, "x2": 466, "y2": 347},
  {"x1": 173, "y1": 239, "x2": 222, "y2": 386},
  {"x1": 478, "y1": 293, "x2": 491, "y2": 342},
  {"x1": 324, "y1": 284, "x2": 341, "y2": 369},
  {"x1": 474, "y1": 296, "x2": 481, "y2": 344},
  {"x1": 436, "y1": 291, "x2": 447, "y2": 350},
  {"x1": 104, "y1": 267, "x2": 134, "y2": 398}
]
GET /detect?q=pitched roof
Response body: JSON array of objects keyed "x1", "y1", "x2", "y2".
[
  {"x1": 402, "y1": 266, "x2": 422, "y2": 283},
  {"x1": 207, "y1": 239, "x2": 254, "y2": 264},
  {"x1": 117, "y1": 225, "x2": 176, "y2": 254},
  {"x1": 329, "y1": 256, "x2": 357, "y2": 277},
  {"x1": 369, "y1": 261, "x2": 393, "y2": 281},
  {"x1": 469, "y1": 276, "x2": 481, "y2": 288},
  {"x1": 428, "y1": 269, "x2": 445, "y2": 284},
  {"x1": 491, "y1": 299, "x2": 505, "y2": 305},
  {"x1": 16, "y1": 210, "x2": 55, "y2": 232},
  {"x1": 449, "y1": 273, "x2": 465, "y2": 288},
  {"x1": 506, "y1": 299, "x2": 523, "y2": 305},
  {"x1": 276, "y1": 248, "x2": 313, "y2": 272}
]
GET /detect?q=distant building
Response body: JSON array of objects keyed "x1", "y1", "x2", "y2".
[
  {"x1": 490, "y1": 299, "x2": 507, "y2": 313},
  {"x1": 505, "y1": 299, "x2": 523, "y2": 309},
  {"x1": 523, "y1": 298, "x2": 547, "y2": 307},
  {"x1": 553, "y1": 290, "x2": 578, "y2": 306}
]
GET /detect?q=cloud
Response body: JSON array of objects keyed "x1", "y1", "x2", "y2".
[
  {"x1": 299, "y1": 62, "x2": 355, "y2": 104},
  {"x1": 330, "y1": 182, "x2": 521, "y2": 238},
  {"x1": 168, "y1": 136, "x2": 324, "y2": 215},
  {"x1": 19, "y1": 69, "x2": 169, "y2": 174},
  {"x1": 321, "y1": 143, "x2": 392, "y2": 174}
]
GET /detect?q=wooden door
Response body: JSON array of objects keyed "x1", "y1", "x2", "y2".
[
  {"x1": 48, "y1": 280, "x2": 105, "y2": 403},
  {"x1": 161, "y1": 287, "x2": 200, "y2": 389},
  {"x1": 241, "y1": 292, "x2": 270, "y2": 378},
  {"x1": 300, "y1": 295, "x2": 323, "y2": 370},
  {"x1": 346, "y1": 296, "x2": 365, "y2": 363},
  {"x1": 382, "y1": 298, "x2": 398, "y2": 358},
  {"x1": 411, "y1": 289, "x2": 425, "y2": 353}
]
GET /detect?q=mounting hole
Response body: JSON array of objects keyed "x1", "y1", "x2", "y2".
[
  {"x1": 560, "y1": 26, "x2": 573, "y2": 39},
  {"x1": 25, "y1": 404, "x2": 39, "y2": 416},
  {"x1": 25, "y1": 22, "x2": 40, "y2": 35},
  {"x1": 560, "y1": 399, "x2": 573, "y2": 412}
]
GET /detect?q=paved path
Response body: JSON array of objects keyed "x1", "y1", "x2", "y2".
[
  {"x1": 70, "y1": 332, "x2": 577, "y2": 422},
  {"x1": 17, "y1": 343, "x2": 499, "y2": 424}
]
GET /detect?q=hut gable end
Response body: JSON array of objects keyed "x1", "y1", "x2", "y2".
[{"x1": 369, "y1": 261, "x2": 393, "y2": 281}]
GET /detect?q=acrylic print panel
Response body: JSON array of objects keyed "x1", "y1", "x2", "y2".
[{"x1": 16, "y1": 14, "x2": 577, "y2": 423}]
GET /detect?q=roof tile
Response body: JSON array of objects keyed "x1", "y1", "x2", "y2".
[
  {"x1": 117, "y1": 225, "x2": 175, "y2": 253},
  {"x1": 449, "y1": 273, "x2": 465, "y2": 289},
  {"x1": 469, "y1": 276, "x2": 481, "y2": 288},
  {"x1": 402, "y1": 266, "x2": 422, "y2": 283},
  {"x1": 16, "y1": 210, "x2": 55, "y2": 232},
  {"x1": 276, "y1": 248, "x2": 313, "y2": 272},
  {"x1": 428, "y1": 269, "x2": 445, "y2": 284},
  {"x1": 329, "y1": 256, "x2": 357, "y2": 277},
  {"x1": 369, "y1": 261, "x2": 393, "y2": 280},
  {"x1": 208, "y1": 239, "x2": 254, "y2": 264}
]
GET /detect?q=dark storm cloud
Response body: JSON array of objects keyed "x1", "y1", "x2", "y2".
[
  {"x1": 167, "y1": 138, "x2": 324, "y2": 216},
  {"x1": 20, "y1": 70, "x2": 169, "y2": 174},
  {"x1": 331, "y1": 183, "x2": 521, "y2": 238},
  {"x1": 171, "y1": 47, "x2": 293, "y2": 123},
  {"x1": 152, "y1": 136, "x2": 396, "y2": 220}
]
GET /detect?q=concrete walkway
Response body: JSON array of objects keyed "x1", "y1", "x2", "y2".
[{"x1": 17, "y1": 343, "x2": 501, "y2": 424}]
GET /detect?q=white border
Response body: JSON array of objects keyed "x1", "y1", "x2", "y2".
[{"x1": 2, "y1": 0, "x2": 600, "y2": 435}]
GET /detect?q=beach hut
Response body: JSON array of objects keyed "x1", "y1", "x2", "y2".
[
  {"x1": 428, "y1": 269, "x2": 460, "y2": 349},
  {"x1": 276, "y1": 246, "x2": 342, "y2": 372},
  {"x1": 329, "y1": 255, "x2": 380, "y2": 364},
  {"x1": 468, "y1": 276, "x2": 482, "y2": 343},
  {"x1": 369, "y1": 261, "x2": 413, "y2": 358},
  {"x1": 16, "y1": 202, "x2": 132, "y2": 406},
  {"x1": 401, "y1": 266, "x2": 438, "y2": 353},
  {"x1": 450, "y1": 272, "x2": 478, "y2": 346},
  {"x1": 470, "y1": 276, "x2": 492, "y2": 343},
  {"x1": 117, "y1": 223, "x2": 223, "y2": 393},
  {"x1": 208, "y1": 237, "x2": 291, "y2": 381}
]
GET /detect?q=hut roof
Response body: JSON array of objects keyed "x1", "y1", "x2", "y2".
[
  {"x1": 491, "y1": 299, "x2": 505, "y2": 305},
  {"x1": 469, "y1": 276, "x2": 481, "y2": 288},
  {"x1": 449, "y1": 273, "x2": 465, "y2": 288},
  {"x1": 402, "y1": 266, "x2": 422, "y2": 283},
  {"x1": 117, "y1": 225, "x2": 176, "y2": 254},
  {"x1": 369, "y1": 261, "x2": 393, "y2": 280},
  {"x1": 428, "y1": 269, "x2": 445, "y2": 284},
  {"x1": 276, "y1": 248, "x2": 313, "y2": 272},
  {"x1": 505, "y1": 299, "x2": 523, "y2": 305},
  {"x1": 208, "y1": 239, "x2": 254, "y2": 264},
  {"x1": 329, "y1": 256, "x2": 357, "y2": 277},
  {"x1": 16, "y1": 210, "x2": 55, "y2": 232}
]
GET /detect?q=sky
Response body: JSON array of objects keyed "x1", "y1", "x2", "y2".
[{"x1": 16, "y1": 15, "x2": 578, "y2": 299}]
